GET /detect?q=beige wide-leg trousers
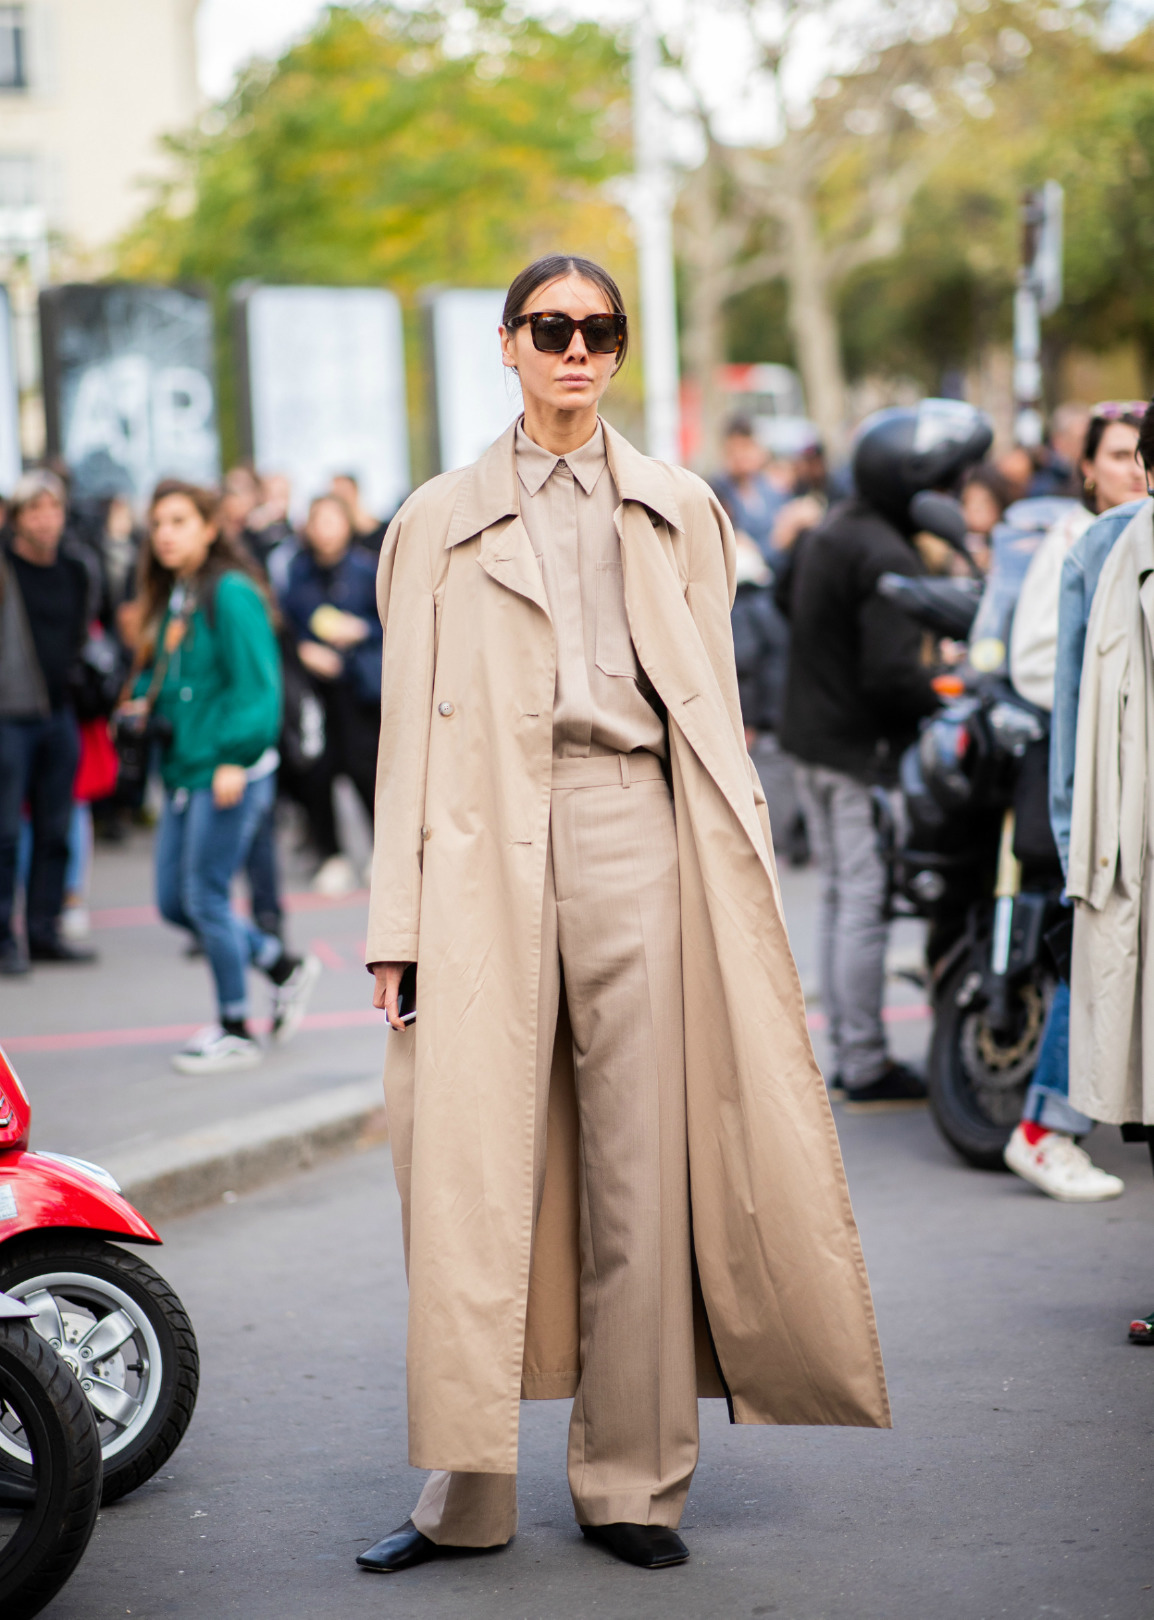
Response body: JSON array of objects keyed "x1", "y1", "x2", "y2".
[{"x1": 412, "y1": 753, "x2": 699, "y2": 1545}]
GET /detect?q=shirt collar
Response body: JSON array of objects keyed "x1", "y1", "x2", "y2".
[{"x1": 515, "y1": 418, "x2": 608, "y2": 498}]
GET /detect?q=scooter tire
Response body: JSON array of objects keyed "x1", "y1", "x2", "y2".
[
  {"x1": 928, "y1": 957, "x2": 1025, "y2": 1170},
  {"x1": 0, "y1": 1235, "x2": 199, "y2": 1505},
  {"x1": 0, "y1": 1321, "x2": 102, "y2": 1619}
]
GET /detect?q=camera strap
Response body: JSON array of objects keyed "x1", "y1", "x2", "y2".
[{"x1": 126, "y1": 584, "x2": 196, "y2": 715}]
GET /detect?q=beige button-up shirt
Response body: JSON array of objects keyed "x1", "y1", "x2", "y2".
[{"x1": 514, "y1": 419, "x2": 666, "y2": 760}]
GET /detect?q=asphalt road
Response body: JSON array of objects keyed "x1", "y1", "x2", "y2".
[
  {"x1": 6, "y1": 817, "x2": 1150, "y2": 1617},
  {"x1": 41, "y1": 1105, "x2": 1153, "y2": 1619}
]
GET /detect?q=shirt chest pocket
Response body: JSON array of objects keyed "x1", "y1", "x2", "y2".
[{"x1": 594, "y1": 559, "x2": 639, "y2": 679}]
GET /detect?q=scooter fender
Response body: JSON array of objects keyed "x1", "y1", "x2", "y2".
[{"x1": 0, "y1": 1150, "x2": 160, "y2": 1248}]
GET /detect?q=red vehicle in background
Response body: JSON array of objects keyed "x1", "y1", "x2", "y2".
[{"x1": 0, "y1": 1043, "x2": 198, "y2": 1507}]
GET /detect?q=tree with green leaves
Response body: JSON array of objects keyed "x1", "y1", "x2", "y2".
[{"x1": 120, "y1": 2, "x2": 634, "y2": 465}]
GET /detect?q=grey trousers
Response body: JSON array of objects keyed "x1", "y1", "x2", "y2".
[
  {"x1": 794, "y1": 763, "x2": 890, "y2": 1088},
  {"x1": 751, "y1": 732, "x2": 805, "y2": 861},
  {"x1": 411, "y1": 752, "x2": 699, "y2": 1546}
]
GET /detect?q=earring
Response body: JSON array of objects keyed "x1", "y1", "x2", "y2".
[{"x1": 1085, "y1": 477, "x2": 1095, "y2": 491}]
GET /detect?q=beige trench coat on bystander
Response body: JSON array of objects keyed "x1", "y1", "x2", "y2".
[
  {"x1": 365, "y1": 419, "x2": 891, "y2": 1475},
  {"x1": 1068, "y1": 501, "x2": 1154, "y2": 1126}
]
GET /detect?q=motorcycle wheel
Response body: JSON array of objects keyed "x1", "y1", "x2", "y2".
[
  {"x1": 0, "y1": 1321, "x2": 102, "y2": 1619},
  {"x1": 928, "y1": 950, "x2": 1055, "y2": 1170},
  {"x1": 0, "y1": 1236, "x2": 199, "y2": 1505}
]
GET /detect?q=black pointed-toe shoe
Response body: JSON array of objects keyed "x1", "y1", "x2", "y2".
[
  {"x1": 356, "y1": 1521, "x2": 439, "y2": 1573},
  {"x1": 580, "y1": 1522, "x2": 689, "y2": 1569}
]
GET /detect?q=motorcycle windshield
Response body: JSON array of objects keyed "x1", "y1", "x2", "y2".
[{"x1": 967, "y1": 497, "x2": 1079, "y2": 676}]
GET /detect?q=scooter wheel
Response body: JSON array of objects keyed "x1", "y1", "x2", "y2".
[
  {"x1": 928, "y1": 952, "x2": 1053, "y2": 1169},
  {"x1": 0, "y1": 1235, "x2": 199, "y2": 1505},
  {"x1": 0, "y1": 1320, "x2": 102, "y2": 1618}
]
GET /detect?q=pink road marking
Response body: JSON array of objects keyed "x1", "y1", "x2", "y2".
[
  {"x1": 88, "y1": 889, "x2": 369, "y2": 930},
  {"x1": 806, "y1": 1003, "x2": 929, "y2": 1033},
  {"x1": 3, "y1": 1006, "x2": 384, "y2": 1054},
  {"x1": 3, "y1": 1001, "x2": 928, "y2": 1055},
  {"x1": 309, "y1": 939, "x2": 346, "y2": 971}
]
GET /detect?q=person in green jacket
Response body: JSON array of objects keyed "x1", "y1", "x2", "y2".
[{"x1": 125, "y1": 481, "x2": 320, "y2": 1074}]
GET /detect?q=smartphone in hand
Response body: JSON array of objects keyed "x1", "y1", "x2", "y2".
[{"x1": 396, "y1": 963, "x2": 417, "y2": 1026}]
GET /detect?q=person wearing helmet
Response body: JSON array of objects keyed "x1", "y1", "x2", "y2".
[{"x1": 779, "y1": 400, "x2": 993, "y2": 1106}]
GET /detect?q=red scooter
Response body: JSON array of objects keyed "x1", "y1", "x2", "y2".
[{"x1": 0, "y1": 1042, "x2": 198, "y2": 1505}]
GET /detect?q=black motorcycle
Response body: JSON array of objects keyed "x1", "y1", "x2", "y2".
[{"x1": 877, "y1": 496, "x2": 1074, "y2": 1168}]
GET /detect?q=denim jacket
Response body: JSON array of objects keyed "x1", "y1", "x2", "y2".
[{"x1": 1049, "y1": 498, "x2": 1149, "y2": 875}]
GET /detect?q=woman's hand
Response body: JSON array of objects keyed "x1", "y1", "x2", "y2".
[
  {"x1": 372, "y1": 962, "x2": 412, "y2": 1031},
  {"x1": 298, "y1": 640, "x2": 343, "y2": 680},
  {"x1": 115, "y1": 697, "x2": 149, "y2": 722},
  {"x1": 323, "y1": 613, "x2": 371, "y2": 651},
  {"x1": 212, "y1": 763, "x2": 247, "y2": 808}
]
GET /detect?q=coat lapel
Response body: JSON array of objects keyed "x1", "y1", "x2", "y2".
[
  {"x1": 603, "y1": 425, "x2": 771, "y2": 872},
  {"x1": 445, "y1": 421, "x2": 551, "y2": 622}
]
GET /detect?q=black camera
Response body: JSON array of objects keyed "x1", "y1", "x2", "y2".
[{"x1": 112, "y1": 710, "x2": 175, "y2": 792}]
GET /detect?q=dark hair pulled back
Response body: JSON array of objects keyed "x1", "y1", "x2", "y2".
[
  {"x1": 502, "y1": 254, "x2": 629, "y2": 368},
  {"x1": 1134, "y1": 400, "x2": 1154, "y2": 481}
]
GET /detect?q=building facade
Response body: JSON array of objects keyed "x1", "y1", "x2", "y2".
[{"x1": 0, "y1": 0, "x2": 199, "y2": 267}]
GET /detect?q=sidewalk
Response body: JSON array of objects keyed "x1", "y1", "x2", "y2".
[{"x1": 1, "y1": 821, "x2": 390, "y2": 1216}]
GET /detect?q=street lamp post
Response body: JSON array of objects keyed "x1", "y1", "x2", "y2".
[
  {"x1": 631, "y1": 12, "x2": 681, "y2": 465},
  {"x1": 1013, "y1": 181, "x2": 1063, "y2": 449}
]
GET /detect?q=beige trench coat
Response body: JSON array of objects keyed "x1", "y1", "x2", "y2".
[
  {"x1": 366, "y1": 420, "x2": 891, "y2": 1474},
  {"x1": 1068, "y1": 502, "x2": 1154, "y2": 1125}
]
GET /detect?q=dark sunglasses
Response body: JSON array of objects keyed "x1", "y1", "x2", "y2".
[{"x1": 506, "y1": 310, "x2": 626, "y2": 355}]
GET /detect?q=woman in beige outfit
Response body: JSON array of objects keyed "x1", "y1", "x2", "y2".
[{"x1": 358, "y1": 256, "x2": 889, "y2": 1578}]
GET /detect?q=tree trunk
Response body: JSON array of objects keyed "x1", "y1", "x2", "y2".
[{"x1": 779, "y1": 184, "x2": 849, "y2": 460}]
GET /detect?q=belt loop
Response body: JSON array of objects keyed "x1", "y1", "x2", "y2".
[{"x1": 620, "y1": 754, "x2": 630, "y2": 788}]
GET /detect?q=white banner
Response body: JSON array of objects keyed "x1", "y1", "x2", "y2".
[
  {"x1": 241, "y1": 285, "x2": 410, "y2": 521},
  {"x1": 0, "y1": 287, "x2": 20, "y2": 495},
  {"x1": 429, "y1": 289, "x2": 522, "y2": 473}
]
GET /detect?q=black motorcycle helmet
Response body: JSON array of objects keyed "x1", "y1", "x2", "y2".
[{"x1": 852, "y1": 400, "x2": 994, "y2": 532}]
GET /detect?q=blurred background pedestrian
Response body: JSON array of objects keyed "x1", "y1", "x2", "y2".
[
  {"x1": 282, "y1": 493, "x2": 381, "y2": 896},
  {"x1": 123, "y1": 480, "x2": 320, "y2": 1073},
  {"x1": 0, "y1": 470, "x2": 97, "y2": 973}
]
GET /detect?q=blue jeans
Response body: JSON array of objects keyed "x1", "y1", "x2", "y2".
[
  {"x1": 244, "y1": 790, "x2": 283, "y2": 937},
  {"x1": 0, "y1": 711, "x2": 79, "y2": 948},
  {"x1": 156, "y1": 775, "x2": 282, "y2": 1022},
  {"x1": 1021, "y1": 981, "x2": 1093, "y2": 1134}
]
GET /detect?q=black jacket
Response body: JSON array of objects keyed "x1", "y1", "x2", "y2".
[
  {"x1": 778, "y1": 497, "x2": 938, "y2": 784},
  {"x1": 731, "y1": 580, "x2": 789, "y2": 733}
]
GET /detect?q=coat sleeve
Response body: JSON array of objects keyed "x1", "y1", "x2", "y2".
[
  {"x1": 211, "y1": 575, "x2": 282, "y2": 768},
  {"x1": 1049, "y1": 548, "x2": 1089, "y2": 880},
  {"x1": 364, "y1": 497, "x2": 437, "y2": 966}
]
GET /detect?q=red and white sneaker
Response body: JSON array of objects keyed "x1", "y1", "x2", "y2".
[
  {"x1": 1128, "y1": 1310, "x2": 1154, "y2": 1346},
  {"x1": 1004, "y1": 1124, "x2": 1124, "y2": 1202}
]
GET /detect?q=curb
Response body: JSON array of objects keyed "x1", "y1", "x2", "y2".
[{"x1": 104, "y1": 1078, "x2": 389, "y2": 1224}]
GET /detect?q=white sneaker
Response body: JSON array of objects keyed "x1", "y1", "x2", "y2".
[
  {"x1": 312, "y1": 854, "x2": 357, "y2": 897},
  {"x1": 172, "y1": 1025, "x2": 263, "y2": 1075},
  {"x1": 270, "y1": 953, "x2": 322, "y2": 1044},
  {"x1": 1004, "y1": 1124, "x2": 1124, "y2": 1202},
  {"x1": 60, "y1": 904, "x2": 91, "y2": 942}
]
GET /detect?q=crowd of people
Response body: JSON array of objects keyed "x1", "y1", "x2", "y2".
[
  {"x1": 714, "y1": 394, "x2": 1153, "y2": 1343},
  {"x1": 0, "y1": 458, "x2": 392, "y2": 1074}
]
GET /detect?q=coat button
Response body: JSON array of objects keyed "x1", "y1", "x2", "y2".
[
  {"x1": 421, "y1": 825, "x2": 432, "y2": 840},
  {"x1": 180, "y1": 687, "x2": 192, "y2": 701},
  {"x1": 1100, "y1": 856, "x2": 1109, "y2": 867},
  {"x1": 438, "y1": 701, "x2": 454, "y2": 717}
]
